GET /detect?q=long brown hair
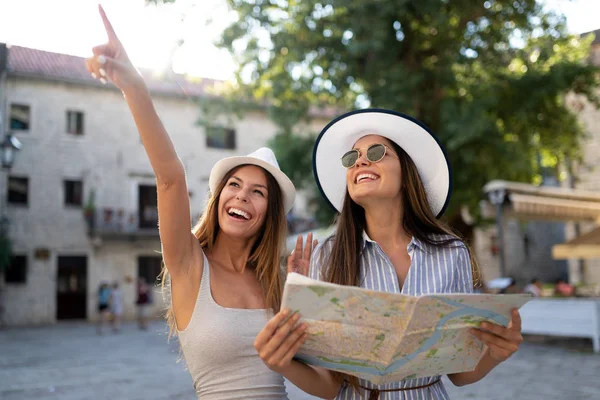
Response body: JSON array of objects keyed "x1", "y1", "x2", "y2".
[
  {"x1": 161, "y1": 164, "x2": 287, "y2": 336},
  {"x1": 321, "y1": 141, "x2": 481, "y2": 390}
]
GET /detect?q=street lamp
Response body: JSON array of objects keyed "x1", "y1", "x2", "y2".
[
  {"x1": 0, "y1": 133, "x2": 22, "y2": 237},
  {"x1": 0, "y1": 133, "x2": 22, "y2": 170},
  {"x1": 488, "y1": 188, "x2": 507, "y2": 278}
]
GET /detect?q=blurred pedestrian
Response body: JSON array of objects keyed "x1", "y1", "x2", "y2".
[
  {"x1": 135, "y1": 277, "x2": 151, "y2": 330},
  {"x1": 96, "y1": 282, "x2": 111, "y2": 335},
  {"x1": 555, "y1": 278, "x2": 575, "y2": 297},
  {"x1": 500, "y1": 277, "x2": 518, "y2": 294},
  {"x1": 110, "y1": 281, "x2": 124, "y2": 332},
  {"x1": 524, "y1": 278, "x2": 542, "y2": 297}
]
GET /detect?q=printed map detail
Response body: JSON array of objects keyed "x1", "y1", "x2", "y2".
[{"x1": 282, "y1": 273, "x2": 531, "y2": 384}]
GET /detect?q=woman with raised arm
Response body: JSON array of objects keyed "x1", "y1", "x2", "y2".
[{"x1": 85, "y1": 6, "x2": 325, "y2": 399}]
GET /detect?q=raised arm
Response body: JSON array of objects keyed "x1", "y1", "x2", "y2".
[{"x1": 85, "y1": 5, "x2": 200, "y2": 279}]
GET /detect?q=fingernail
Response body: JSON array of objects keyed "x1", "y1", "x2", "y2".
[
  {"x1": 100, "y1": 78, "x2": 107, "y2": 84},
  {"x1": 97, "y1": 55, "x2": 106, "y2": 65},
  {"x1": 283, "y1": 308, "x2": 290, "y2": 316},
  {"x1": 91, "y1": 72, "x2": 97, "y2": 79},
  {"x1": 99, "y1": 68, "x2": 107, "y2": 77}
]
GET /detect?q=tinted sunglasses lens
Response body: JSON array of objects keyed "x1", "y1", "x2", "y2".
[
  {"x1": 367, "y1": 144, "x2": 386, "y2": 162},
  {"x1": 341, "y1": 150, "x2": 359, "y2": 168}
]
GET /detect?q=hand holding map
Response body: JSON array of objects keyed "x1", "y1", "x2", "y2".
[
  {"x1": 470, "y1": 309, "x2": 523, "y2": 362},
  {"x1": 282, "y1": 273, "x2": 532, "y2": 384}
]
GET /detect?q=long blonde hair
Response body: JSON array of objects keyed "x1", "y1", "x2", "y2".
[{"x1": 161, "y1": 164, "x2": 287, "y2": 336}]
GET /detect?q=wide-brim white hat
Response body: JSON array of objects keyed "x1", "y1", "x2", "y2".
[
  {"x1": 209, "y1": 147, "x2": 296, "y2": 213},
  {"x1": 312, "y1": 109, "x2": 451, "y2": 218}
]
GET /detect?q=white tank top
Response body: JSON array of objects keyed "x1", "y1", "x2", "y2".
[{"x1": 176, "y1": 252, "x2": 288, "y2": 399}]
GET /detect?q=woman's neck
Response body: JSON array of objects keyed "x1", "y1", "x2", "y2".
[
  {"x1": 210, "y1": 233, "x2": 255, "y2": 273},
  {"x1": 363, "y1": 200, "x2": 412, "y2": 250}
]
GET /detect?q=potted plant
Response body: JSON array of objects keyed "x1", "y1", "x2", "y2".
[{"x1": 83, "y1": 189, "x2": 96, "y2": 233}]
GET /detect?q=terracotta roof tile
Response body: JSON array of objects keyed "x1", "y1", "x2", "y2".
[
  {"x1": 6, "y1": 44, "x2": 216, "y2": 98},
  {"x1": 4, "y1": 43, "x2": 341, "y2": 118}
]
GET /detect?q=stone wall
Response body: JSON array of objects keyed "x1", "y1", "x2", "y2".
[{"x1": 0, "y1": 76, "x2": 326, "y2": 325}]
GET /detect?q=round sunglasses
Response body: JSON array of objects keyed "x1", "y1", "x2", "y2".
[{"x1": 341, "y1": 143, "x2": 397, "y2": 168}]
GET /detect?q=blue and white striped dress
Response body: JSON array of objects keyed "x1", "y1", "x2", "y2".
[{"x1": 308, "y1": 232, "x2": 473, "y2": 400}]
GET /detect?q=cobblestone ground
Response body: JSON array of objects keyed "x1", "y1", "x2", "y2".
[{"x1": 0, "y1": 322, "x2": 598, "y2": 400}]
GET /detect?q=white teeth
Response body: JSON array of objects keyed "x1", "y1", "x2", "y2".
[
  {"x1": 356, "y1": 174, "x2": 379, "y2": 183},
  {"x1": 228, "y1": 207, "x2": 251, "y2": 220}
]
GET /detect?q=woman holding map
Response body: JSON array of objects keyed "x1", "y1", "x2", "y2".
[
  {"x1": 256, "y1": 109, "x2": 525, "y2": 399},
  {"x1": 309, "y1": 108, "x2": 525, "y2": 399}
]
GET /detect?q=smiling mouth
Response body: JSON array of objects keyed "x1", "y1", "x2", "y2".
[
  {"x1": 227, "y1": 207, "x2": 252, "y2": 220},
  {"x1": 355, "y1": 173, "x2": 380, "y2": 184}
]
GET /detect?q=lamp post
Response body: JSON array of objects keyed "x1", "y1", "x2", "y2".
[
  {"x1": 1, "y1": 133, "x2": 22, "y2": 170},
  {"x1": 0, "y1": 132, "x2": 22, "y2": 237},
  {"x1": 488, "y1": 188, "x2": 507, "y2": 278}
]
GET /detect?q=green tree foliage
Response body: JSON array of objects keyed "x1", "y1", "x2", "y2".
[{"x1": 153, "y1": 0, "x2": 600, "y2": 224}]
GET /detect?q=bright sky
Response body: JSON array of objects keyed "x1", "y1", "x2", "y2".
[{"x1": 0, "y1": 0, "x2": 598, "y2": 81}]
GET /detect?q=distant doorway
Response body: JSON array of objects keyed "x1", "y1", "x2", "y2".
[
  {"x1": 56, "y1": 256, "x2": 88, "y2": 320},
  {"x1": 138, "y1": 185, "x2": 158, "y2": 229},
  {"x1": 138, "y1": 256, "x2": 162, "y2": 287}
]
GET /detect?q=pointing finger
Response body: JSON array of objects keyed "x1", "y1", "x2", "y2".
[{"x1": 98, "y1": 4, "x2": 121, "y2": 44}]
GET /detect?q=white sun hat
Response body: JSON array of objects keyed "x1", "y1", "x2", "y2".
[
  {"x1": 312, "y1": 109, "x2": 452, "y2": 218},
  {"x1": 209, "y1": 147, "x2": 296, "y2": 213}
]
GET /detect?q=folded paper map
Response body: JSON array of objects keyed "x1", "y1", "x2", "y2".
[{"x1": 282, "y1": 273, "x2": 532, "y2": 384}]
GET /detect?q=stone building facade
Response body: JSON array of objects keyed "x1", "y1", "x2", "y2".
[
  {"x1": 3, "y1": 30, "x2": 600, "y2": 325},
  {"x1": 0, "y1": 44, "x2": 325, "y2": 326}
]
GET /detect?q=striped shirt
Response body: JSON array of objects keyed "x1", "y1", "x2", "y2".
[{"x1": 308, "y1": 232, "x2": 473, "y2": 400}]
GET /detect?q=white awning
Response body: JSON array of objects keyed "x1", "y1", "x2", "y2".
[
  {"x1": 509, "y1": 193, "x2": 600, "y2": 221},
  {"x1": 553, "y1": 227, "x2": 600, "y2": 260},
  {"x1": 482, "y1": 180, "x2": 600, "y2": 222}
]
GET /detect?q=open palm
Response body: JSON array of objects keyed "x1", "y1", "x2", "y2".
[{"x1": 287, "y1": 233, "x2": 318, "y2": 276}]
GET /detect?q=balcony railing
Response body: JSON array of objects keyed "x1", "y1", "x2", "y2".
[{"x1": 84, "y1": 207, "x2": 159, "y2": 240}]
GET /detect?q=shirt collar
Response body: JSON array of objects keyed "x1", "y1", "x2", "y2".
[
  {"x1": 361, "y1": 231, "x2": 424, "y2": 251},
  {"x1": 361, "y1": 231, "x2": 376, "y2": 248}
]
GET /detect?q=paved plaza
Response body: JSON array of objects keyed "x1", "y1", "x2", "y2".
[{"x1": 1, "y1": 321, "x2": 599, "y2": 400}]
